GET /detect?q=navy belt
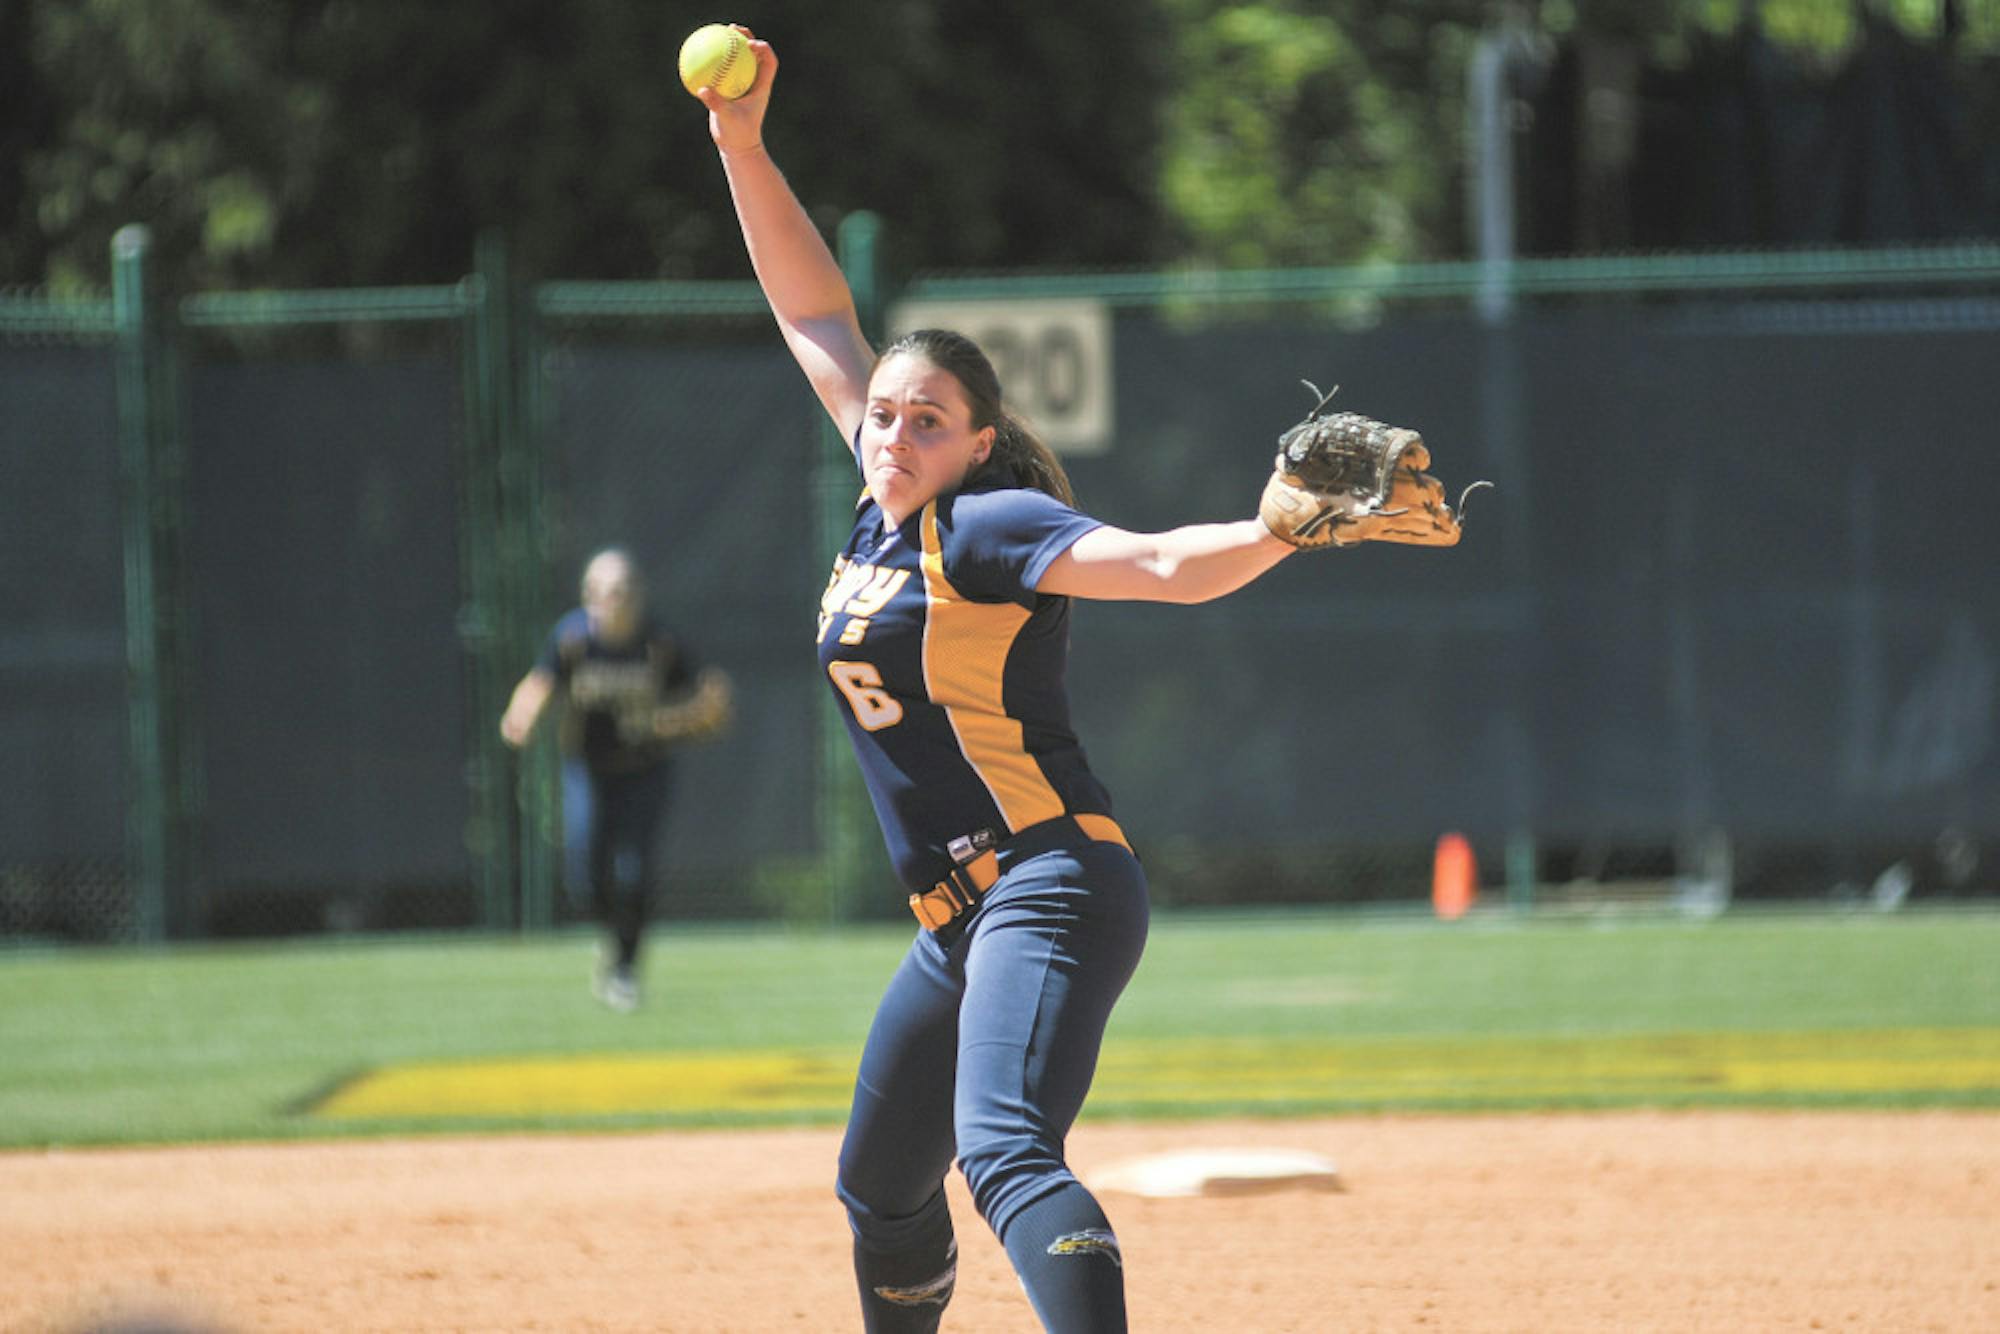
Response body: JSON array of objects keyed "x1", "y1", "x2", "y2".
[{"x1": 908, "y1": 814, "x2": 1131, "y2": 933}]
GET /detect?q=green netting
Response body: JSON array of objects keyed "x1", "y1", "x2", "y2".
[{"x1": 6, "y1": 246, "x2": 1998, "y2": 944}]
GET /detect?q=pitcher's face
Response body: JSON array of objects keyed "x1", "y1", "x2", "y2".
[{"x1": 859, "y1": 352, "x2": 994, "y2": 524}]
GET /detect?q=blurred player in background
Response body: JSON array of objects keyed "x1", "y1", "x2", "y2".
[
  {"x1": 499, "y1": 547, "x2": 731, "y2": 1012},
  {"x1": 697, "y1": 33, "x2": 1314, "y2": 1333}
]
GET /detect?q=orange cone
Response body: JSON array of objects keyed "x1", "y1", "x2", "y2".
[{"x1": 1432, "y1": 832, "x2": 1477, "y2": 920}]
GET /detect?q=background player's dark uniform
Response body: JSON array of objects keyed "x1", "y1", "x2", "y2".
[{"x1": 540, "y1": 607, "x2": 699, "y2": 1004}]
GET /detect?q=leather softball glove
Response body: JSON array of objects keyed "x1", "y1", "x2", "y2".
[{"x1": 1258, "y1": 380, "x2": 1491, "y2": 549}]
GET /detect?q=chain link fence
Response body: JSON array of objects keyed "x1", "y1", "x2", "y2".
[
  {"x1": 0, "y1": 290, "x2": 132, "y2": 942},
  {"x1": 5, "y1": 242, "x2": 2000, "y2": 943}
]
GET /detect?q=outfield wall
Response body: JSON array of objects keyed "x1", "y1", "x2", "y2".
[{"x1": 4, "y1": 248, "x2": 1998, "y2": 938}]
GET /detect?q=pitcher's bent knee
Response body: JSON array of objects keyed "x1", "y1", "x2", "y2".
[
  {"x1": 956, "y1": 1130, "x2": 1075, "y2": 1240},
  {"x1": 837, "y1": 1170, "x2": 954, "y2": 1252}
]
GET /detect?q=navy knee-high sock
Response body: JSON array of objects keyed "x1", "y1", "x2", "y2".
[
  {"x1": 852, "y1": 1212, "x2": 958, "y2": 1333},
  {"x1": 999, "y1": 1182, "x2": 1127, "y2": 1333}
]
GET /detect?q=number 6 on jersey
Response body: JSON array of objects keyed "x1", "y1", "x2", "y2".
[{"x1": 828, "y1": 660, "x2": 904, "y2": 731}]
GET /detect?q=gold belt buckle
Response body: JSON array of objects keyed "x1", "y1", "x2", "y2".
[
  {"x1": 909, "y1": 848, "x2": 997, "y2": 932},
  {"x1": 908, "y1": 887, "x2": 958, "y2": 931}
]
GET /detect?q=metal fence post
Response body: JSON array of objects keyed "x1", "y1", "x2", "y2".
[
  {"x1": 811, "y1": 211, "x2": 887, "y2": 922},
  {"x1": 465, "y1": 232, "x2": 563, "y2": 933},
  {"x1": 458, "y1": 230, "x2": 519, "y2": 931},
  {"x1": 510, "y1": 271, "x2": 559, "y2": 933},
  {"x1": 112, "y1": 224, "x2": 191, "y2": 941}
]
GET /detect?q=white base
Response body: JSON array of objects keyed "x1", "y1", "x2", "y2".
[{"x1": 1087, "y1": 1147, "x2": 1343, "y2": 1199}]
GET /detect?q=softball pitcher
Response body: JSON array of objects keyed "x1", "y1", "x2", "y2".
[{"x1": 696, "y1": 30, "x2": 1467, "y2": 1333}]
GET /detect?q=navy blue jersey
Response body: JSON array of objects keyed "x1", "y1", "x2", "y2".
[
  {"x1": 539, "y1": 609, "x2": 697, "y2": 774},
  {"x1": 817, "y1": 483, "x2": 1113, "y2": 891}
]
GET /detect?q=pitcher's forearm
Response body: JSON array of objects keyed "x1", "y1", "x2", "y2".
[
  {"x1": 1134, "y1": 520, "x2": 1295, "y2": 602},
  {"x1": 1041, "y1": 520, "x2": 1295, "y2": 603}
]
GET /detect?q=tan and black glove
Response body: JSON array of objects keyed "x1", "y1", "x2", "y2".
[{"x1": 1258, "y1": 381, "x2": 1490, "y2": 549}]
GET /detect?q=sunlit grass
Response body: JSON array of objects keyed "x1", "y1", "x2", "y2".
[{"x1": 2, "y1": 908, "x2": 1995, "y2": 1148}]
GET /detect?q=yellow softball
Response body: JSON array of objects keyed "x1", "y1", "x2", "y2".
[{"x1": 678, "y1": 24, "x2": 756, "y2": 100}]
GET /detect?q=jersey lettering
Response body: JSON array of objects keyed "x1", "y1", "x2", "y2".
[
  {"x1": 821, "y1": 562, "x2": 910, "y2": 618},
  {"x1": 828, "y1": 660, "x2": 904, "y2": 731},
  {"x1": 819, "y1": 561, "x2": 908, "y2": 649},
  {"x1": 821, "y1": 558, "x2": 869, "y2": 615},
  {"x1": 843, "y1": 568, "x2": 911, "y2": 617},
  {"x1": 568, "y1": 660, "x2": 655, "y2": 706}
]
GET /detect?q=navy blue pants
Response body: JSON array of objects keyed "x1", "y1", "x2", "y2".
[
  {"x1": 836, "y1": 823, "x2": 1149, "y2": 1332},
  {"x1": 562, "y1": 758, "x2": 671, "y2": 971}
]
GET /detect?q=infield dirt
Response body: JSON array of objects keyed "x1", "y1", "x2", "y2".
[{"x1": 6, "y1": 1110, "x2": 1995, "y2": 1331}]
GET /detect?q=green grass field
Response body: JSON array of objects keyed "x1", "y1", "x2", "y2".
[{"x1": 2, "y1": 907, "x2": 1997, "y2": 1150}]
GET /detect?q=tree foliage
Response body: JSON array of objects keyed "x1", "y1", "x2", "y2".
[
  {"x1": 1160, "y1": 1, "x2": 1493, "y2": 267},
  {"x1": 6, "y1": 1, "x2": 1996, "y2": 294},
  {"x1": 8, "y1": 0, "x2": 1171, "y2": 293}
]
